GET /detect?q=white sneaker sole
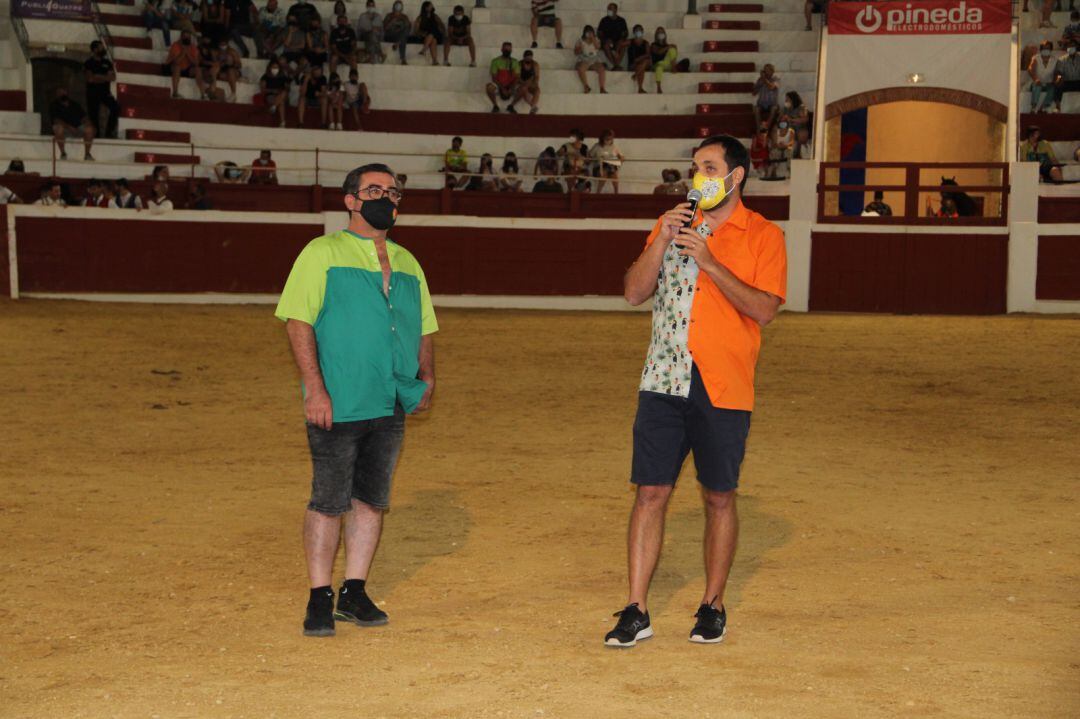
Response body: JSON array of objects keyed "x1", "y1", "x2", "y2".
[
  {"x1": 605, "y1": 626, "x2": 654, "y2": 648},
  {"x1": 689, "y1": 627, "x2": 726, "y2": 644}
]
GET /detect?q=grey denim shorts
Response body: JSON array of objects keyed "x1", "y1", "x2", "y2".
[{"x1": 305, "y1": 406, "x2": 405, "y2": 514}]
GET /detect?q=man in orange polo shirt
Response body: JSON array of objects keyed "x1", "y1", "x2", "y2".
[{"x1": 604, "y1": 134, "x2": 787, "y2": 648}]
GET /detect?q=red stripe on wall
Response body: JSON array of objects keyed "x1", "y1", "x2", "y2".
[
  {"x1": 1036, "y1": 235, "x2": 1080, "y2": 300},
  {"x1": 810, "y1": 232, "x2": 1007, "y2": 314}
]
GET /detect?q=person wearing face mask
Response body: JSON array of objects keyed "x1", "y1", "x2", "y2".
[
  {"x1": 201, "y1": 0, "x2": 231, "y2": 45},
  {"x1": 356, "y1": 1, "x2": 386, "y2": 64},
  {"x1": 282, "y1": 14, "x2": 308, "y2": 63},
  {"x1": 166, "y1": 30, "x2": 203, "y2": 98},
  {"x1": 257, "y1": 0, "x2": 286, "y2": 58},
  {"x1": 596, "y1": 3, "x2": 628, "y2": 69},
  {"x1": 215, "y1": 39, "x2": 242, "y2": 101},
  {"x1": 330, "y1": 14, "x2": 359, "y2": 74},
  {"x1": 574, "y1": 25, "x2": 607, "y2": 94},
  {"x1": 345, "y1": 67, "x2": 372, "y2": 127},
  {"x1": 299, "y1": 63, "x2": 329, "y2": 127},
  {"x1": 444, "y1": 5, "x2": 476, "y2": 67},
  {"x1": 326, "y1": 71, "x2": 346, "y2": 129},
  {"x1": 1019, "y1": 126, "x2": 1064, "y2": 182},
  {"x1": 499, "y1": 152, "x2": 523, "y2": 192},
  {"x1": 276, "y1": 163, "x2": 437, "y2": 638},
  {"x1": 649, "y1": 27, "x2": 677, "y2": 94},
  {"x1": 260, "y1": 59, "x2": 289, "y2": 126},
  {"x1": 486, "y1": 42, "x2": 520, "y2": 113},
  {"x1": 779, "y1": 91, "x2": 808, "y2": 132},
  {"x1": 652, "y1": 168, "x2": 682, "y2": 195},
  {"x1": 589, "y1": 129, "x2": 625, "y2": 194},
  {"x1": 50, "y1": 87, "x2": 96, "y2": 161},
  {"x1": 83, "y1": 41, "x2": 119, "y2": 140},
  {"x1": 1029, "y1": 40, "x2": 1058, "y2": 113},
  {"x1": 225, "y1": 0, "x2": 258, "y2": 58},
  {"x1": 1052, "y1": 41, "x2": 1080, "y2": 112},
  {"x1": 146, "y1": 181, "x2": 174, "y2": 214},
  {"x1": 413, "y1": 1, "x2": 444, "y2": 66},
  {"x1": 197, "y1": 34, "x2": 226, "y2": 100},
  {"x1": 557, "y1": 129, "x2": 587, "y2": 177},
  {"x1": 382, "y1": 1, "x2": 412, "y2": 64},
  {"x1": 626, "y1": 24, "x2": 651, "y2": 93},
  {"x1": 306, "y1": 17, "x2": 330, "y2": 68},
  {"x1": 767, "y1": 118, "x2": 794, "y2": 179},
  {"x1": 508, "y1": 48, "x2": 540, "y2": 114},
  {"x1": 609, "y1": 134, "x2": 786, "y2": 650},
  {"x1": 286, "y1": 0, "x2": 320, "y2": 28},
  {"x1": 752, "y1": 63, "x2": 780, "y2": 130}
]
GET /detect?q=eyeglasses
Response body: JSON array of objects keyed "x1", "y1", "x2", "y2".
[{"x1": 357, "y1": 185, "x2": 403, "y2": 202}]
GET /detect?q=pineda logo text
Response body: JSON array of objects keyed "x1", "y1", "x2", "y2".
[{"x1": 854, "y1": 1, "x2": 986, "y2": 33}]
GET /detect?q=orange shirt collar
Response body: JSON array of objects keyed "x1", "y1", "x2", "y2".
[{"x1": 700, "y1": 199, "x2": 750, "y2": 233}]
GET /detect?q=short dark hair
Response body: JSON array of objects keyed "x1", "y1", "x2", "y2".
[
  {"x1": 343, "y1": 163, "x2": 397, "y2": 194},
  {"x1": 873, "y1": 190, "x2": 884, "y2": 200},
  {"x1": 116, "y1": 178, "x2": 129, "y2": 189},
  {"x1": 453, "y1": 4, "x2": 464, "y2": 11},
  {"x1": 90, "y1": 40, "x2": 103, "y2": 52},
  {"x1": 694, "y1": 134, "x2": 750, "y2": 193},
  {"x1": 1026, "y1": 125, "x2": 1040, "y2": 138}
]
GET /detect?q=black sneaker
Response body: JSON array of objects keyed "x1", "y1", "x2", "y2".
[
  {"x1": 689, "y1": 602, "x2": 726, "y2": 644},
  {"x1": 335, "y1": 582, "x2": 389, "y2": 626},
  {"x1": 303, "y1": 587, "x2": 336, "y2": 637},
  {"x1": 604, "y1": 603, "x2": 653, "y2": 648}
]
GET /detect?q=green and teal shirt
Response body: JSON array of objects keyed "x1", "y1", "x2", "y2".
[{"x1": 275, "y1": 229, "x2": 438, "y2": 421}]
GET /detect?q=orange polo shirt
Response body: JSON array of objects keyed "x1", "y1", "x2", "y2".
[{"x1": 643, "y1": 200, "x2": 786, "y2": 411}]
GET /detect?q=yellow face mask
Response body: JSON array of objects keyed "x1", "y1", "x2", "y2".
[{"x1": 692, "y1": 169, "x2": 737, "y2": 211}]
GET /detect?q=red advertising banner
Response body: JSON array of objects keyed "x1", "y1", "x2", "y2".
[
  {"x1": 828, "y1": 0, "x2": 1011, "y2": 35},
  {"x1": 12, "y1": 0, "x2": 92, "y2": 20}
]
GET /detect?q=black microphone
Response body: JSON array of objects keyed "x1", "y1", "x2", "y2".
[{"x1": 683, "y1": 188, "x2": 702, "y2": 228}]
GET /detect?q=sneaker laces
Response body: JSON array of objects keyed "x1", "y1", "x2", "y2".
[
  {"x1": 694, "y1": 596, "x2": 722, "y2": 620},
  {"x1": 613, "y1": 603, "x2": 643, "y2": 629}
]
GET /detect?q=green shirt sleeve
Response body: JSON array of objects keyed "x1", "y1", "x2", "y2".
[
  {"x1": 274, "y1": 241, "x2": 327, "y2": 325},
  {"x1": 418, "y1": 265, "x2": 439, "y2": 335}
]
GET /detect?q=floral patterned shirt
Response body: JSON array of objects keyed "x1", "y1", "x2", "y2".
[{"x1": 639, "y1": 222, "x2": 712, "y2": 397}]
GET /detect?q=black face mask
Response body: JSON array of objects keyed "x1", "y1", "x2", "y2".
[
  {"x1": 182, "y1": 36, "x2": 192, "y2": 44},
  {"x1": 357, "y1": 196, "x2": 397, "y2": 230}
]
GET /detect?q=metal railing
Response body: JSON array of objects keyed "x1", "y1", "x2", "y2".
[
  {"x1": 89, "y1": 0, "x2": 116, "y2": 64},
  {"x1": 8, "y1": 8, "x2": 31, "y2": 63}
]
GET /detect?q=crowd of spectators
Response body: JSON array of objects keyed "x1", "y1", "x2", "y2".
[
  {"x1": 438, "y1": 127, "x2": 628, "y2": 194},
  {"x1": 750, "y1": 64, "x2": 812, "y2": 180},
  {"x1": 1027, "y1": 26, "x2": 1080, "y2": 113}
]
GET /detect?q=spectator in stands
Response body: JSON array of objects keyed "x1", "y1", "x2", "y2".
[
  {"x1": 575, "y1": 26, "x2": 607, "y2": 94},
  {"x1": 864, "y1": 191, "x2": 892, "y2": 216},
  {"x1": 332, "y1": 0, "x2": 347, "y2": 21},
  {"x1": 110, "y1": 178, "x2": 144, "y2": 209},
  {"x1": 198, "y1": 35, "x2": 226, "y2": 100},
  {"x1": 767, "y1": 119, "x2": 794, "y2": 179},
  {"x1": 257, "y1": 0, "x2": 286, "y2": 57},
  {"x1": 34, "y1": 181, "x2": 66, "y2": 206},
  {"x1": 152, "y1": 164, "x2": 170, "y2": 183},
  {"x1": 172, "y1": 0, "x2": 198, "y2": 36},
  {"x1": 306, "y1": 16, "x2": 330, "y2": 69},
  {"x1": 793, "y1": 126, "x2": 812, "y2": 159},
  {"x1": 415, "y1": 1, "x2": 445, "y2": 66},
  {"x1": 396, "y1": 172, "x2": 408, "y2": 188},
  {"x1": 780, "y1": 91, "x2": 809, "y2": 132},
  {"x1": 443, "y1": 136, "x2": 468, "y2": 188},
  {"x1": 749, "y1": 122, "x2": 769, "y2": 176},
  {"x1": 288, "y1": 55, "x2": 311, "y2": 108},
  {"x1": 147, "y1": 182, "x2": 174, "y2": 214},
  {"x1": 532, "y1": 170, "x2": 564, "y2": 193},
  {"x1": 1064, "y1": 10, "x2": 1080, "y2": 45},
  {"x1": 216, "y1": 39, "x2": 243, "y2": 101},
  {"x1": 936, "y1": 197, "x2": 959, "y2": 219},
  {"x1": 345, "y1": 68, "x2": 371, "y2": 125},
  {"x1": 1035, "y1": 0, "x2": 1056, "y2": 29},
  {"x1": 649, "y1": 28, "x2": 677, "y2": 94},
  {"x1": 357, "y1": 1, "x2": 386, "y2": 63},
  {"x1": 282, "y1": 14, "x2": 308, "y2": 63},
  {"x1": 102, "y1": 181, "x2": 117, "y2": 208},
  {"x1": 486, "y1": 42, "x2": 520, "y2": 113},
  {"x1": 1030, "y1": 40, "x2": 1058, "y2": 112},
  {"x1": 330, "y1": 14, "x2": 359, "y2": 73},
  {"x1": 597, "y1": 3, "x2": 628, "y2": 69},
  {"x1": 466, "y1": 153, "x2": 498, "y2": 191},
  {"x1": 0, "y1": 182, "x2": 23, "y2": 204},
  {"x1": 250, "y1": 149, "x2": 279, "y2": 183},
  {"x1": 286, "y1": 0, "x2": 320, "y2": 27},
  {"x1": 50, "y1": 88, "x2": 95, "y2": 161},
  {"x1": 144, "y1": 0, "x2": 172, "y2": 47},
  {"x1": 167, "y1": 30, "x2": 204, "y2": 99},
  {"x1": 753, "y1": 64, "x2": 780, "y2": 129},
  {"x1": 326, "y1": 72, "x2": 346, "y2": 129},
  {"x1": 530, "y1": 0, "x2": 564, "y2": 49},
  {"x1": 509, "y1": 48, "x2": 540, "y2": 113},
  {"x1": 566, "y1": 154, "x2": 592, "y2": 192},
  {"x1": 444, "y1": 5, "x2": 476, "y2": 67},
  {"x1": 1019, "y1": 126, "x2": 1064, "y2": 182},
  {"x1": 652, "y1": 168, "x2": 685, "y2": 195},
  {"x1": 81, "y1": 178, "x2": 106, "y2": 207},
  {"x1": 804, "y1": 0, "x2": 825, "y2": 32},
  {"x1": 627, "y1": 24, "x2": 650, "y2": 93},
  {"x1": 299, "y1": 63, "x2": 329, "y2": 126},
  {"x1": 226, "y1": 0, "x2": 257, "y2": 57},
  {"x1": 202, "y1": 0, "x2": 231, "y2": 45},
  {"x1": 1053, "y1": 41, "x2": 1080, "y2": 111},
  {"x1": 499, "y1": 152, "x2": 523, "y2": 191},
  {"x1": 215, "y1": 160, "x2": 251, "y2": 183},
  {"x1": 383, "y1": 2, "x2": 412, "y2": 64},
  {"x1": 188, "y1": 183, "x2": 213, "y2": 209},
  {"x1": 557, "y1": 129, "x2": 587, "y2": 176},
  {"x1": 261, "y1": 57, "x2": 289, "y2": 126},
  {"x1": 589, "y1": 129, "x2": 624, "y2": 194},
  {"x1": 5, "y1": 159, "x2": 29, "y2": 174},
  {"x1": 535, "y1": 145, "x2": 558, "y2": 176},
  {"x1": 84, "y1": 41, "x2": 119, "y2": 141}
]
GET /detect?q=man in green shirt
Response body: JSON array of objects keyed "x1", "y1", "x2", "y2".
[
  {"x1": 276, "y1": 162, "x2": 438, "y2": 637},
  {"x1": 485, "y1": 41, "x2": 520, "y2": 113}
]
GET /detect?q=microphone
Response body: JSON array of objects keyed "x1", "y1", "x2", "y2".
[{"x1": 683, "y1": 189, "x2": 702, "y2": 228}]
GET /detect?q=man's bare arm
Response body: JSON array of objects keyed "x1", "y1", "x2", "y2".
[
  {"x1": 285, "y1": 319, "x2": 333, "y2": 429},
  {"x1": 624, "y1": 202, "x2": 695, "y2": 305},
  {"x1": 415, "y1": 334, "x2": 435, "y2": 412}
]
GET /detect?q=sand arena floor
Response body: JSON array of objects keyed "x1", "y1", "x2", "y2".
[{"x1": 0, "y1": 299, "x2": 1077, "y2": 718}]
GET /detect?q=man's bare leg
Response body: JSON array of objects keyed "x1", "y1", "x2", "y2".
[
  {"x1": 343, "y1": 498, "x2": 383, "y2": 580},
  {"x1": 627, "y1": 484, "x2": 674, "y2": 612},
  {"x1": 304, "y1": 509, "x2": 341, "y2": 587},
  {"x1": 701, "y1": 489, "x2": 738, "y2": 606}
]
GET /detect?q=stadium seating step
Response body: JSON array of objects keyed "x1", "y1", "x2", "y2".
[
  {"x1": 134, "y1": 151, "x2": 200, "y2": 164},
  {"x1": 1019, "y1": 113, "x2": 1080, "y2": 142},
  {"x1": 120, "y1": 94, "x2": 756, "y2": 138},
  {"x1": 99, "y1": 12, "x2": 142, "y2": 27},
  {"x1": 707, "y1": 4, "x2": 765, "y2": 12},
  {"x1": 696, "y1": 103, "x2": 754, "y2": 113},
  {"x1": 699, "y1": 62, "x2": 756, "y2": 72},
  {"x1": 703, "y1": 41, "x2": 760, "y2": 52},
  {"x1": 0, "y1": 90, "x2": 26, "y2": 112},
  {"x1": 703, "y1": 20, "x2": 762, "y2": 30},
  {"x1": 117, "y1": 83, "x2": 171, "y2": 99},
  {"x1": 126, "y1": 128, "x2": 192, "y2": 143},
  {"x1": 110, "y1": 35, "x2": 153, "y2": 50},
  {"x1": 115, "y1": 59, "x2": 164, "y2": 75},
  {"x1": 698, "y1": 82, "x2": 755, "y2": 93}
]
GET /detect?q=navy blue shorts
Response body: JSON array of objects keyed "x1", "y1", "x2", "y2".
[{"x1": 631, "y1": 365, "x2": 751, "y2": 493}]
